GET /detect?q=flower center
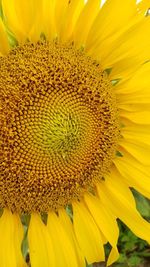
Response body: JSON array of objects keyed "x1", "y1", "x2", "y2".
[{"x1": 0, "y1": 42, "x2": 120, "y2": 213}]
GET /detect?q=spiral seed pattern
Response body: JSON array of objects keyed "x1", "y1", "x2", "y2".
[{"x1": 0, "y1": 42, "x2": 119, "y2": 212}]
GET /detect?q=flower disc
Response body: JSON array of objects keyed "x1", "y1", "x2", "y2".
[{"x1": 0, "y1": 42, "x2": 120, "y2": 213}]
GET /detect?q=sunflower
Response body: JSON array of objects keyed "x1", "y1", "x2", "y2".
[{"x1": 0, "y1": 0, "x2": 150, "y2": 266}]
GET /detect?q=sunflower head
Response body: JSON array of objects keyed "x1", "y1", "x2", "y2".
[
  {"x1": 1, "y1": 41, "x2": 120, "y2": 213},
  {"x1": 0, "y1": 1, "x2": 150, "y2": 267}
]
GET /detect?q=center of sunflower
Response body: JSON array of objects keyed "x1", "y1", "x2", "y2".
[{"x1": 0, "y1": 42, "x2": 120, "y2": 213}]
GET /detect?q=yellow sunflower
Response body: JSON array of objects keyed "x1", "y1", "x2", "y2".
[{"x1": 0, "y1": 0, "x2": 150, "y2": 266}]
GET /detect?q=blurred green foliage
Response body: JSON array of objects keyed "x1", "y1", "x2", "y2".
[{"x1": 114, "y1": 222, "x2": 150, "y2": 267}]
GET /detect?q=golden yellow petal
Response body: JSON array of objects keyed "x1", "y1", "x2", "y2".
[
  {"x1": 13, "y1": 213, "x2": 27, "y2": 267},
  {"x1": 86, "y1": 0, "x2": 136, "y2": 51},
  {"x1": 84, "y1": 193, "x2": 119, "y2": 265},
  {"x1": 118, "y1": 91, "x2": 150, "y2": 105},
  {"x1": 41, "y1": 0, "x2": 56, "y2": 40},
  {"x1": 104, "y1": 18, "x2": 150, "y2": 78},
  {"x1": 110, "y1": 58, "x2": 141, "y2": 81},
  {"x1": 120, "y1": 110, "x2": 150, "y2": 124},
  {"x1": 59, "y1": 0, "x2": 85, "y2": 41},
  {"x1": 28, "y1": 213, "x2": 55, "y2": 267},
  {"x1": 55, "y1": 0, "x2": 68, "y2": 37},
  {"x1": 119, "y1": 102, "x2": 150, "y2": 112},
  {"x1": 113, "y1": 150, "x2": 150, "y2": 199},
  {"x1": 0, "y1": 17, "x2": 10, "y2": 55},
  {"x1": 137, "y1": 0, "x2": 150, "y2": 15},
  {"x1": 116, "y1": 62, "x2": 150, "y2": 92},
  {"x1": 84, "y1": 193, "x2": 119, "y2": 247},
  {"x1": 28, "y1": 1, "x2": 43, "y2": 42},
  {"x1": 2, "y1": 0, "x2": 42, "y2": 43},
  {"x1": 72, "y1": 200, "x2": 105, "y2": 264},
  {"x1": 107, "y1": 248, "x2": 119, "y2": 267},
  {"x1": 101, "y1": 166, "x2": 136, "y2": 208},
  {"x1": 0, "y1": 209, "x2": 26, "y2": 267},
  {"x1": 2, "y1": 0, "x2": 21, "y2": 41},
  {"x1": 86, "y1": 13, "x2": 150, "y2": 80},
  {"x1": 97, "y1": 181, "x2": 150, "y2": 243},
  {"x1": 122, "y1": 123, "x2": 150, "y2": 145},
  {"x1": 73, "y1": 0, "x2": 100, "y2": 47},
  {"x1": 116, "y1": 62, "x2": 150, "y2": 103},
  {"x1": 59, "y1": 209, "x2": 86, "y2": 267},
  {"x1": 47, "y1": 211, "x2": 79, "y2": 267},
  {"x1": 120, "y1": 139, "x2": 150, "y2": 166}
]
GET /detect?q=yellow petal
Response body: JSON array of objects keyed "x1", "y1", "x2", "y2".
[
  {"x1": 13, "y1": 213, "x2": 27, "y2": 267},
  {"x1": 84, "y1": 193, "x2": 119, "y2": 265},
  {"x1": 116, "y1": 62, "x2": 150, "y2": 103},
  {"x1": 28, "y1": 1, "x2": 43, "y2": 42},
  {"x1": 86, "y1": 11, "x2": 150, "y2": 80},
  {"x1": 116, "y1": 62, "x2": 150, "y2": 92},
  {"x1": 84, "y1": 193, "x2": 119, "y2": 247},
  {"x1": 137, "y1": 0, "x2": 150, "y2": 15},
  {"x1": 118, "y1": 91, "x2": 150, "y2": 105},
  {"x1": 55, "y1": 0, "x2": 68, "y2": 37},
  {"x1": 120, "y1": 139, "x2": 150, "y2": 165},
  {"x1": 110, "y1": 58, "x2": 141, "y2": 81},
  {"x1": 101, "y1": 232, "x2": 108, "y2": 245},
  {"x1": 107, "y1": 248, "x2": 119, "y2": 267},
  {"x1": 2, "y1": 0, "x2": 42, "y2": 43},
  {"x1": 119, "y1": 102, "x2": 150, "y2": 112},
  {"x1": 113, "y1": 150, "x2": 150, "y2": 199},
  {"x1": 41, "y1": 0, "x2": 56, "y2": 40},
  {"x1": 120, "y1": 110, "x2": 150, "y2": 124},
  {"x1": 47, "y1": 211, "x2": 79, "y2": 267},
  {"x1": 28, "y1": 213, "x2": 55, "y2": 267},
  {"x1": 0, "y1": 209, "x2": 26, "y2": 267},
  {"x1": 122, "y1": 123, "x2": 150, "y2": 145},
  {"x1": 73, "y1": 0, "x2": 100, "y2": 47},
  {"x1": 95, "y1": 164, "x2": 138, "y2": 247},
  {"x1": 0, "y1": 17, "x2": 10, "y2": 55},
  {"x1": 97, "y1": 181, "x2": 150, "y2": 243},
  {"x1": 2, "y1": 0, "x2": 21, "y2": 40},
  {"x1": 103, "y1": 166, "x2": 136, "y2": 207},
  {"x1": 59, "y1": 209, "x2": 86, "y2": 267},
  {"x1": 60, "y1": 0, "x2": 85, "y2": 41},
  {"x1": 86, "y1": 0, "x2": 137, "y2": 51},
  {"x1": 72, "y1": 200, "x2": 105, "y2": 264},
  {"x1": 104, "y1": 18, "x2": 150, "y2": 78}
]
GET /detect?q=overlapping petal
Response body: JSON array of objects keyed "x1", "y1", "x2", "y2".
[
  {"x1": 97, "y1": 176, "x2": 150, "y2": 243},
  {"x1": 28, "y1": 213, "x2": 55, "y2": 267},
  {"x1": 0, "y1": 1, "x2": 150, "y2": 267},
  {"x1": 0, "y1": 17, "x2": 10, "y2": 54},
  {"x1": 0, "y1": 209, "x2": 26, "y2": 267},
  {"x1": 113, "y1": 150, "x2": 150, "y2": 199},
  {"x1": 1, "y1": 0, "x2": 42, "y2": 42},
  {"x1": 72, "y1": 201, "x2": 105, "y2": 264}
]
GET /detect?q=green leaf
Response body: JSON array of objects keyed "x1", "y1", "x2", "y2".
[
  {"x1": 128, "y1": 255, "x2": 142, "y2": 267},
  {"x1": 117, "y1": 254, "x2": 127, "y2": 264},
  {"x1": 132, "y1": 190, "x2": 150, "y2": 218}
]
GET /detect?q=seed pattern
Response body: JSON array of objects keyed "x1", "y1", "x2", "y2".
[{"x1": 0, "y1": 42, "x2": 120, "y2": 213}]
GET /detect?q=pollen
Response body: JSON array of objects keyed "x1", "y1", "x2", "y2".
[{"x1": 0, "y1": 42, "x2": 120, "y2": 213}]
